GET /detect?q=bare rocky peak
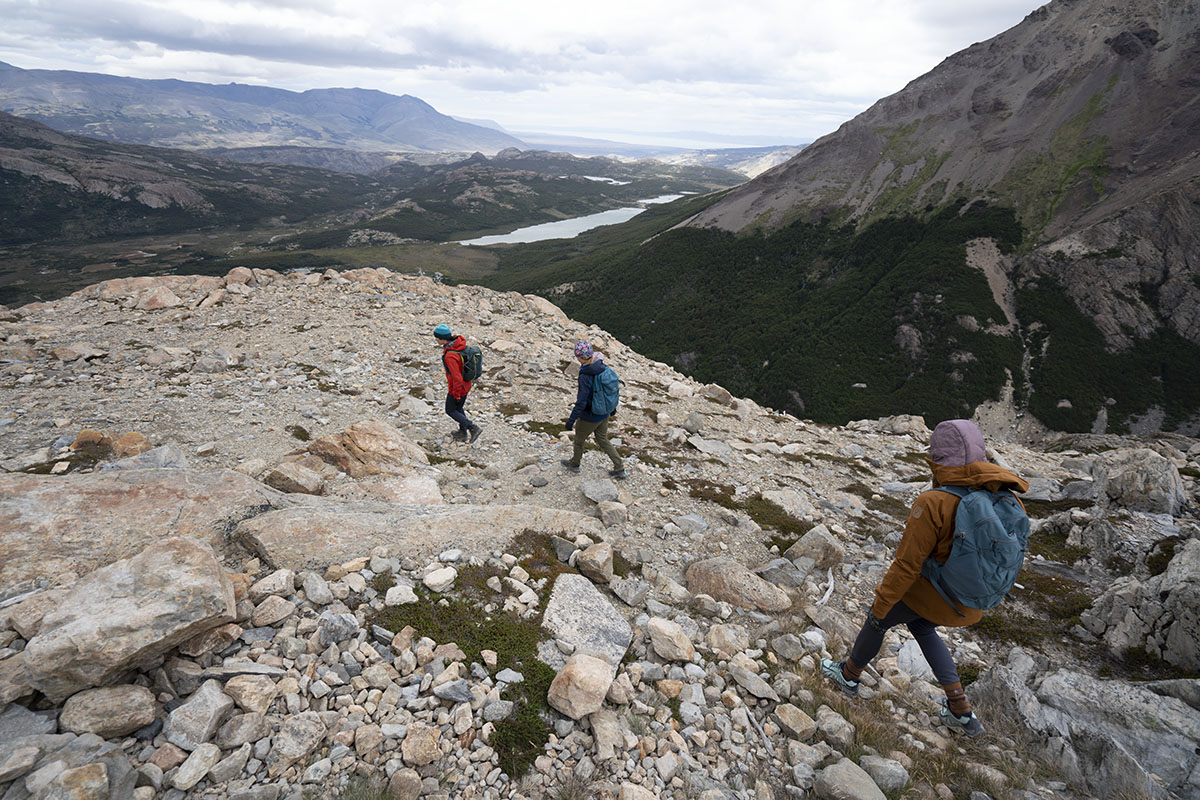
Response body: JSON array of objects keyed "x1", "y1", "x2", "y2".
[{"x1": 686, "y1": 0, "x2": 1199, "y2": 240}]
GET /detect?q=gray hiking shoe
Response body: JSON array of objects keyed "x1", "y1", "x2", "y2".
[
  {"x1": 560, "y1": 459, "x2": 581, "y2": 473},
  {"x1": 609, "y1": 468, "x2": 627, "y2": 479},
  {"x1": 819, "y1": 659, "x2": 859, "y2": 698},
  {"x1": 451, "y1": 429, "x2": 468, "y2": 441},
  {"x1": 939, "y1": 700, "x2": 985, "y2": 737},
  {"x1": 467, "y1": 425, "x2": 483, "y2": 443}
]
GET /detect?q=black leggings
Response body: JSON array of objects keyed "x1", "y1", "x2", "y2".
[
  {"x1": 849, "y1": 601, "x2": 961, "y2": 686},
  {"x1": 444, "y1": 393, "x2": 473, "y2": 432}
]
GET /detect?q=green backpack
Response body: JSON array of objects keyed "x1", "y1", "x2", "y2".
[{"x1": 447, "y1": 346, "x2": 483, "y2": 381}]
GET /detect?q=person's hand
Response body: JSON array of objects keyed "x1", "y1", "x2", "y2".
[{"x1": 564, "y1": 419, "x2": 574, "y2": 432}]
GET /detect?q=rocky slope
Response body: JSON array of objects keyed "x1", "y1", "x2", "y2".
[
  {"x1": 0, "y1": 269, "x2": 1198, "y2": 800},
  {"x1": 681, "y1": 0, "x2": 1200, "y2": 356},
  {"x1": 0, "y1": 64, "x2": 523, "y2": 154}
]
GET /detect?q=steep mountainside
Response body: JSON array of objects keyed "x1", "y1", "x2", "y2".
[
  {"x1": 0, "y1": 63, "x2": 524, "y2": 153},
  {"x1": 482, "y1": 0, "x2": 1200, "y2": 436}
]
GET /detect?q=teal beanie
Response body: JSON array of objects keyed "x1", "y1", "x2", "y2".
[{"x1": 433, "y1": 323, "x2": 453, "y2": 340}]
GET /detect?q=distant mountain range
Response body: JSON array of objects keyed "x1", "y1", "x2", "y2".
[
  {"x1": 0, "y1": 62, "x2": 524, "y2": 154},
  {"x1": 481, "y1": 0, "x2": 1200, "y2": 436}
]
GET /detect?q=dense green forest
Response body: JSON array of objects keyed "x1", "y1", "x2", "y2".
[{"x1": 480, "y1": 198, "x2": 1200, "y2": 433}]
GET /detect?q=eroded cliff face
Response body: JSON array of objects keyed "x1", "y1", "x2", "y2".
[{"x1": 685, "y1": 0, "x2": 1200, "y2": 242}]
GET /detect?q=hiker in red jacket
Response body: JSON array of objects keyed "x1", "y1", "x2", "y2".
[{"x1": 434, "y1": 323, "x2": 481, "y2": 443}]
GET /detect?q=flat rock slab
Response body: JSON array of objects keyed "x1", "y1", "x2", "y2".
[
  {"x1": 0, "y1": 468, "x2": 291, "y2": 597},
  {"x1": 538, "y1": 574, "x2": 632, "y2": 672},
  {"x1": 237, "y1": 503, "x2": 604, "y2": 570}
]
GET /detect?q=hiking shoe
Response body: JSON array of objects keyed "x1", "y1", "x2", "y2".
[
  {"x1": 939, "y1": 700, "x2": 985, "y2": 737},
  {"x1": 609, "y1": 468, "x2": 627, "y2": 480},
  {"x1": 451, "y1": 429, "x2": 468, "y2": 441},
  {"x1": 467, "y1": 425, "x2": 483, "y2": 443},
  {"x1": 819, "y1": 659, "x2": 859, "y2": 698},
  {"x1": 560, "y1": 459, "x2": 581, "y2": 473}
]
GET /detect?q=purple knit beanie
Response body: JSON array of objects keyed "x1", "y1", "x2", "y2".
[
  {"x1": 574, "y1": 341, "x2": 594, "y2": 359},
  {"x1": 929, "y1": 419, "x2": 988, "y2": 466}
]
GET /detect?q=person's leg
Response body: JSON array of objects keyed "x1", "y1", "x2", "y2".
[
  {"x1": 907, "y1": 617, "x2": 970, "y2": 715},
  {"x1": 445, "y1": 394, "x2": 470, "y2": 433},
  {"x1": 844, "y1": 602, "x2": 921, "y2": 678},
  {"x1": 570, "y1": 419, "x2": 600, "y2": 467},
  {"x1": 591, "y1": 417, "x2": 623, "y2": 471}
]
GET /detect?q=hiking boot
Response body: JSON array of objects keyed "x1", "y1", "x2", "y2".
[
  {"x1": 939, "y1": 700, "x2": 985, "y2": 737},
  {"x1": 560, "y1": 459, "x2": 581, "y2": 473},
  {"x1": 451, "y1": 429, "x2": 468, "y2": 441},
  {"x1": 467, "y1": 425, "x2": 483, "y2": 443},
  {"x1": 819, "y1": 659, "x2": 859, "y2": 698},
  {"x1": 609, "y1": 468, "x2": 627, "y2": 480}
]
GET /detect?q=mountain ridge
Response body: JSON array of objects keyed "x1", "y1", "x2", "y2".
[{"x1": 0, "y1": 63, "x2": 525, "y2": 153}]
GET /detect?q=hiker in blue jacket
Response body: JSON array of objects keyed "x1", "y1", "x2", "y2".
[{"x1": 562, "y1": 340, "x2": 626, "y2": 479}]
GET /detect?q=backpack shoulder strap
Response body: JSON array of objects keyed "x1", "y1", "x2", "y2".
[{"x1": 933, "y1": 485, "x2": 969, "y2": 499}]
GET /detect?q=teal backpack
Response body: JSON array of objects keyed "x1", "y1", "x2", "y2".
[
  {"x1": 589, "y1": 366, "x2": 621, "y2": 416},
  {"x1": 921, "y1": 486, "x2": 1029, "y2": 616}
]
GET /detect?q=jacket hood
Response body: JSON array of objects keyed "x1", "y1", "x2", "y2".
[
  {"x1": 443, "y1": 336, "x2": 466, "y2": 351},
  {"x1": 930, "y1": 419, "x2": 988, "y2": 466},
  {"x1": 580, "y1": 360, "x2": 606, "y2": 375},
  {"x1": 930, "y1": 460, "x2": 1029, "y2": 494}
]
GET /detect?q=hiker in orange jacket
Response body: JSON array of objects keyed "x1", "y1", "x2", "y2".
[
  {"x1": 821, "y1": 419, "x2": 1029, "y2": 737},
  {"x1": 433, "y1": 323, "x2": 481, "y2": 443}
]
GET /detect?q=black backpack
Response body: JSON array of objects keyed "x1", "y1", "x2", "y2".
[{"x1": 449, "y1": 345, "x2": 483, "y2": 381}]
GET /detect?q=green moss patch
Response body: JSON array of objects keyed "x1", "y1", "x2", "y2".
[
  {"x1": 1021, "y1": 497, "x2": 1092, "y2": 519},
  {"x1": 1028, "y1": 528, "x2": 1089, "y2": 564},
  {"x1": 1146, "y1": 536, "x2": 1181, "y2": 577}
]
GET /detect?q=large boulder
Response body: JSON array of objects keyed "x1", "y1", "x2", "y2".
[
  {"x1": 0, "y1": 731, "x2": 138, "y2": 798},
  {"x1": 305, "y1": 419, "x2": 429, "y2": 478},
  {"x1": 538, "y1": 574, "x2": 632, "y2": 672},
  {"x1": 1080, "y1": 537, "x2": 1200, "y2": 671},
  {"x1": 971, "y1": 650, "x2": 1198, "y2": 799},
  {"x1": 685, "y1": 558, "x2": 791, "y2": 612},
  {"x1": 237, "y1": 502, "x2": 602, "y2": 572},
  {"x1": 0, "y1": 468, "x2": 289, "y2": 598},
  {"x1": 23, "y1": 538, "x2": 236, "y2": 702},
  {"x1": 547, "y1": 654, "x2": 613, "y2": 720},
  {"x1": 1093, "y1": 448, "x2": 1186, "y2": 515}
]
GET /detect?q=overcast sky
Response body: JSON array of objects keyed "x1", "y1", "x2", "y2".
[{"x1": 0, "y1": 0, "x2": 1043, "y2": 148}]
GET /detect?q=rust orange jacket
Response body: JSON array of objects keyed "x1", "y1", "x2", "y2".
[{"x1": 871, "y1": 459, "x2": 1030, "y2": 627}]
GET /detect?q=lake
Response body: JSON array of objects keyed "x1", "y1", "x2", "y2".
[{"x1": 457, "y1": 194, "x2": 684, "y2": 246}]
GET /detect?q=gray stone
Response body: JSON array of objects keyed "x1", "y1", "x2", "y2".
[
  {"x1": 814, "y1": 757, "x2": 886, "y2": 800},
  {"x1": 432, "y1": 680, "x2": 473, "y2": 703},
  {"x1": 581, "y1": 479, "x2": 620, "y2": 504},
  {"x1": 755, "y1": 558, "x2": 807, "y2": 587},
  {"x1": 538, "y1": 574, "x2": 632, "y2": 672},
  {"x1": 100, "y1": 445, "x2": 190, "y2": 471},
  {"x1": 610, "y1": 577, "x2": 649, "y2": 607},
  {"x1": 216, "y1": 712, "x2": 270, "y2": 749},
  {"x1": 728, "y1": 664, "x2": 780, "y2": 701},
  {"x1": 316, "y1": 611, "x2": 359, "y2": 647},
  {"x1": 1094, "y1": 448, "x2": 1186, "y2": 515},
  {"x1": 482, "y1": 701, "x2": 514, "y2": 721},
  {"x1": 266, "y1": 712, "x2": 326, "y2": 777},
  {"x1": 301, "y1": 572, "x2": 333, "y2": 606},
  {"x1": 859, "y1": 755, "x2": 909, "y2": 793},
  {"x1": 0, "y1": 703, "x2": 57, "y2": 744},
  {"x1": 208, "y1": 741, "x2": 251, "y2": 783},
  {"x1": 166, "y1": 680, "x2": 234, "y2": 751},
  {"x1": 23, "y1": 538, "x2": 237, "y2": 703},
  {"x1": 173, "y1": 742, "x2": 221, "y2": 790},
  {"x1": 782, "y1": 525, "x2": 844, "y2": 570}
]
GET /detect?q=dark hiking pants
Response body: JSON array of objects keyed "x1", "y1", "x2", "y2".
[
  {"x1": 848, "y1": 600, "x2": 960, "y2": 686},
  {"x1": 445, "y1": 393, "x2": 473, "y2": 433}
]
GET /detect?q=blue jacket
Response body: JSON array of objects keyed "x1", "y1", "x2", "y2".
[{"x1": 567, "y1": 360, "x2": 609, "y2": 427}]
